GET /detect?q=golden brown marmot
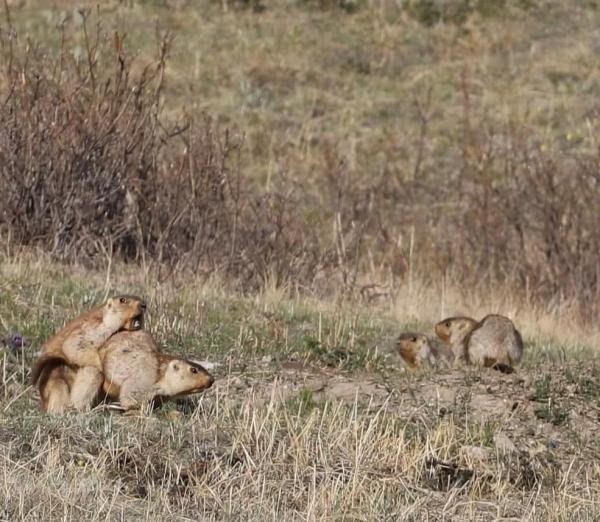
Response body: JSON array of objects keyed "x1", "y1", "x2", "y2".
[
  {"x1": 434, "y1": 316, "x2": 478, "y2": 362},
  {"x1": 395, "y1": 332, "x2": 452, "y2": 370},
  {"x1": 98, "y1": 330, "x2": 214, "y2": 412},
  {"x1": 33, "y1": 295, "x2": 146, "y2": 413}
]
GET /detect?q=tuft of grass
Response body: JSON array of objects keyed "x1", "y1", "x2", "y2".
[
  {"x1": 533, "y1": 402, "x2": 569, "y2": 427},
  {"x1": 531, "y1": 375, "x2": 552, "y2": 401}
]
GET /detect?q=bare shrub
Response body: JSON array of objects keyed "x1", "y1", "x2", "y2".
[
  {"x1": 0, "y1": 14, "x2": 326, "y2": 290},
  {"x1": 311, "y1": 120, "x2": 600, "y2": 318},
  {"x1": 454, "y1": 137, "x2": 600, "y2": 318}
]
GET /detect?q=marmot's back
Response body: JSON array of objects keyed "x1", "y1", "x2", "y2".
[
  {"x1": 467, "y1": 314, "x2": 523, "y2": 368},
  {"x1": 100, "y1": 330, "x2": 160, "y2": 398},
  {"x1": 33, "y1": 295, "x2": 146, "y2": 413}
]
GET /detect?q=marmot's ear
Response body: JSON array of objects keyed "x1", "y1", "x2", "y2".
[
  {"x1": 173, "y1": 363, "x2": 179, "y2": 371},
  {"x1": 106, "y1": 299, "x2": 113, "y2": 309}
]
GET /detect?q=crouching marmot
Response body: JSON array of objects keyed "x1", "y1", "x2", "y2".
[
  {"x1": 98, "y1": 330, "x2": 214, "y2": 412},
  {"x1": 435, "y1": 314, "x2": 523, "y2": 373}
]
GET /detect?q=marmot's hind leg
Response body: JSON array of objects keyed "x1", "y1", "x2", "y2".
[
  {"x1": 491, "y1": 363, "x2": 514, "y2": 374},
  {"x1": 483, "y1": 356, "x2": 514, "y2": 374},
  {"x1": 70, "y1": 367, "x2": 103, "y2": 412}
]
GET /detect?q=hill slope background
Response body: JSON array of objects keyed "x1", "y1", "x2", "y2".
[{"x1": 0, "y1": 1, "x2": 599, "y2": 520}]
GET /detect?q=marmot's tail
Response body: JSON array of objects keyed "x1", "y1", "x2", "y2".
[{"x1": 31, "y1": 354, "x2": 68, "y2": 385}]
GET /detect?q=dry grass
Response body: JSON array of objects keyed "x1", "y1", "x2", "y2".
[
  {"x1": 1, "y1": 0, "x2": 600, "y2": 317},
  {"x1": 1, "y1": 254, "x2": 600, "y2": 520},
  {"x1": 2, "y1": 389, "x2": 599, "y2": 520}
]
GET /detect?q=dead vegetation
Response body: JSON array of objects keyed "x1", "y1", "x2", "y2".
[
  {"x1": 0, "y1": 14, "x2": 327, "y2": 291},
  {"x1": 1, "y1": 253, "x2": 600, "y2": 520},
  {"x1": 2, "y1": 332, "x2": 600, "y2": 520},
  {"x1": 0, "y1": 3, "x2": 599, "y2": 318}
]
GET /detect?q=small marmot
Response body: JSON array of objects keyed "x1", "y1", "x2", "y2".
[
  {"x1": 32, "y1": 295, "x2": 146, "y2": 413},
  {"x1": 98, "y1": 330, "x2": 214, "y2": 412},
  {"x1": 435, "y1": 314, "x2": 523, "y2": 373},
  {"x1": 434, "y1": 316, "x2": 478, "y2": 362},
  {"x1": 395, "y1": 332, "x2": 452, "y2": 370}
]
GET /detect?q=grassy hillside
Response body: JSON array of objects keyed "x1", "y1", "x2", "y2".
[
  {"x1": 1, "y1": 255, "x2": 600, "y2": 520},
  {"x1": 1, "y1": 1, "x2": 600, "y2": 520},
  {"x1": 9, "y1": 0, "x2": 600, "y2": 177}
]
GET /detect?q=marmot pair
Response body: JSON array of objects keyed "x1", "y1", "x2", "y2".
[{"x1": 31, "y1": 296, "x2": 213, "y2": 413}]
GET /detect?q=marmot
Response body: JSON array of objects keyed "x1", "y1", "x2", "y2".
[
  {"x1": 32, "y1": 295, "x2": 146, "y2": 413},
  {"x1": 395, "y1": 332, "x2": 452, "y2": 370},
  {"x1": 98, "y1": 330, "x2": 214, "y2": 412},
  {"x1": 435, "y1": 314, "x2": 523, "y2": 373},
  {"x1": 434, "y1": 316, "x2": 478, "y2": 362}
]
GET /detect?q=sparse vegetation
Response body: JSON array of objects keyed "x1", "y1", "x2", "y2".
[
  {"x1": 1, "y1": 254, "x2": 599, "y2": 519},
  {"x1": 1, "y1": 0, "x2": 600, "y2": 520},
  {"x1": 0, "y1": 0, "x2": 599, "y2": 314}
]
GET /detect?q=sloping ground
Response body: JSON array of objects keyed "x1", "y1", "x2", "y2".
[
  {"x1": 1, "y1": 354, "x2": 600, "y2": 520},
  {"x1": 8, "y1": 0, "x2": 600, "y2": 186},
  {"x1": 0, "y1": 258, "x2": 599, "y2": 520},
  {"x1": 2, "y1": 1, "x2": 600, "y2": 318},
  {"x1": 1, "y1": 2, "x2": 599, "y2": 519}
]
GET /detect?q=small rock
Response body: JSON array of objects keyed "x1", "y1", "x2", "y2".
[
  {"x1": 470, "y1": 394, "x2": 510, "y2": 418},
  {"x1": 166, "y1": 410, "x2": 183, "y2": 422},
  {"x1": 194, "y1": 360, "x2": 218, "y2": 370},
  {"x1": 460, "y1": 445, "x2": 491, "y2": 462},
  {"x1": 227, "y1": 376, "x2": 247, "y2": 390},
  {"x1": 181, "y1": 461, "x2": 210, "y2": 478},
  {"x1": 326, "y1": 380, "x2": 386, "y2": 402},
  {"x1": 280, "y1": 360, "x2": 308, "y2": 372},
  {"x1": 494, "y1": 432, "x2": 517, "y2": 453},
  {"x1": 419, "y1": 385, "x2": 457, "y2": 405},
  {"x1": 304, "y1": 378, "x2": 326, "y2": 393}
]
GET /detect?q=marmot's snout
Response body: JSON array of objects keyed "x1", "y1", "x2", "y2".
[{"x1": 195, "y1": 366, "x2": 214, "y2": 390}]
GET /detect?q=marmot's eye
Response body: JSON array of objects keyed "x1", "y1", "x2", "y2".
[
  {"x1": 119, "y1": 297, "x2": 128, "y2": 304},
  {"x1": 411, "y1": 337, "x2": 417, "y2": 343},
  {"x1": 190, "y1": 367, "x2": 198, "y2": 374},
  {"x1": 445, "y1": 322, "x2": 451, "y2": 328}
]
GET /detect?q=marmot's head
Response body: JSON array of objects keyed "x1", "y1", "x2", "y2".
[
  {"x1": 434, "y1": 316, "x2": 477, "y2": 345},
  {"x1": 160, "y1": 359, "x2": 214, "y2": 397},
  {"x1": 105, "y1": 295, "x2": 146, "y2": 330},
  {"x1": 396, "y1": 332, "x2": 432, "y2": 369}
]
